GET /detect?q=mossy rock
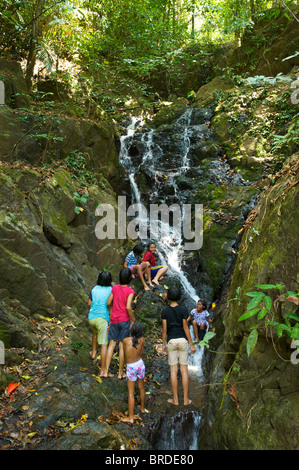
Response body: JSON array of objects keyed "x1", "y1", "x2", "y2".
[
  {"x1": 151, "y1": 97, "x2": 188, "y2": 128},
  {"x1": 0, "y1": 59, "x2": 30, "y2": 108},
  {"x1": 205, "y1": 157, "x2": 299, "y2": 450},
  {"x1": 195, "y1": 76, "x2": 234, "y2": 107}
]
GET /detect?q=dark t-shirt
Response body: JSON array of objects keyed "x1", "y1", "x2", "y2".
[{"x1": 161, "y1": 305, "x2": 188, "y2": 341}]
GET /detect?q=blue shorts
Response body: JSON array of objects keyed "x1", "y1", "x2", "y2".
[
  {"x1": 108, "y1": 321, "x2": 130, "y2": 342},
  {"x1": 150, "y1": 266, "x2": 163, "y2": 279}
]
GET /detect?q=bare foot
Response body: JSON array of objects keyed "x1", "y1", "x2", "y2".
[
  {"x1": 167, "y1": 398, "x2": 179, "y2": 405},
  {"x1": 152, "y1": 279, "x2": 160, "y2": 286},
  {"x1": 89, "y1": 351, "x2": 96, "y2": 359},
  {"x1": 184, "y1": 399, "x2": 192, "y2": 406},
  {"x1": 101, "y1": 372, "x2": 115, "y2": 378},
  {"x1": 138, "y1": 405, "x2": 145, "y2": 413},
  {"x1": 121, "y1": 416, "x2": 134, "y2": 425},
  {"x1": 118, "y1": 373, "x2": 127, "y2": 379},
  {"x1": 144, "y1": 285, "x2": 150, "y2": 291}
]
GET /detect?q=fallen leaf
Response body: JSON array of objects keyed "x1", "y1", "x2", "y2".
[
  {"x1": 4, "y1": 381, "x2": 20, "y2": 397},
  {"x1": 286, "y1": 295, "x2": 299, "y2": 306}
]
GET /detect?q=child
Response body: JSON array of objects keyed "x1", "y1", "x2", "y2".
[
  {"x1": 187, "y1": 300, "x2": 212, "y2": 343},
  {"x1": 121, "y1": 322, "x2": 146, "y2": 424},
  {"x1": 162, "y1": 286, "x2": 196, "y2": 406},
  {"x1": 142, "y1": 242, "x2": 168, "y2": 286},
  {"x1": 105, "y1": 268, "x2": 135, "y2": 379},
  {"x1": 88, "y1": 271, "x2": 113, "y2": 377},
  {"x1": 124, "y1": 244, "x2": 153, "y2": 291}
]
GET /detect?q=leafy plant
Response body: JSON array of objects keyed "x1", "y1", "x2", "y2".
[
  {"x1": 73, "y1": 191, "x2": 89, "y2": 214},
  {"x1": 66, "y1": 151, "x2": 96, "y2": 185},
  {"x1": 195, "y1": 331, "x2": 216, "y2": 349},
  {"x1": 238, "y1": 284, "x2": 299, "y2": 356},
  {"x1": 244, "y1": 73, "x2": 293, "y2": 87},
  {"x1": 272, "y1": 115, "x2": 299, "y2": 151}
]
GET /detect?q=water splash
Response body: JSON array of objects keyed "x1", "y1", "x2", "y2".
[
  {"x1": 153, "y1": 411, "x2": 202, "y2": 450},
  {"x1": 119, "y1": 110, "x2": 199, "y2": 302}
]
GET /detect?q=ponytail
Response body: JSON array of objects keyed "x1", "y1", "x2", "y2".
[{"x1": 130, "y1": 322, "x2": 144, "y2": 349}]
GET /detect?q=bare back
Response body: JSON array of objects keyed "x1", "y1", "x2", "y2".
[{"x1": 123, "y1": 336, "x2": 145, "y2": 364}]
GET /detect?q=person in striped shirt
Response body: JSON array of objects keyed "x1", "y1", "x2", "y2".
[{"x1": 124, "y1": 244, "x2": 153, "y2": 291}]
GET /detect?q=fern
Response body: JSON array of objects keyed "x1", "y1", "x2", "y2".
[{"x1": 36, "y1": 40, "x2": 54, "y2": 73}]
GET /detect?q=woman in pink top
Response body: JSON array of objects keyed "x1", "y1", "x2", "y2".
[{"x1": 105, "y1": 268, "x2": 135, "y2": 379}]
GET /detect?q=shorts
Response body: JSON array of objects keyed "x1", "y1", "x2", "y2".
[
  {"x1": 167, "y1": 338, "x2": 189, "y2": 366},
  {"x1": 192, "y1": 320, "x2": 208, "y2": 328},
  {"x1": 126, "y1": 358, "x2": 145, "y2": 382},
  {"x1": 150, "y1": 266, "x2": 163, "y2": 279},
  {"x1": 108, "y1": 321, "x2": 130, "y2": 342},
  {"x1": 128, "y1": 265, "x2": 144, "y2": 277},
  {"x1": 88, "y1": 317, "x2": 108, "y2": 345}
]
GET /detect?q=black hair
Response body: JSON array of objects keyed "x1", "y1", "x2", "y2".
[
  {"x1": 119, "y1": 267, "x2": 132, "y2": 285},
  {"x1": 97, "y1": 271, "x2": 112, "y2": 287},
  {"x1": 198, "y1": 299, "x2": 207, "y2": 309},
  {"x1": 131, "y1": 322, "x2": 144, "y2": 348},
  {"x1": 147, "y1": 241, "x2": 156, "y2": 249},
  {"x1": 133, "y1": 244, "x2": 144, "y2": 255},
  {"x1": 167, "y1": 286, "x2": 181, "y2": 301}
]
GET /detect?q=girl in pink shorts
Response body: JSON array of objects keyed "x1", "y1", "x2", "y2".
[{"x1": 121, "y1": 322, "x2": 146, "y2": 424}]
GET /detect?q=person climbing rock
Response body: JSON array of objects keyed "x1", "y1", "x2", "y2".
[{"x1": 187, "y1": 300, "x2": 212, "y2": 343}]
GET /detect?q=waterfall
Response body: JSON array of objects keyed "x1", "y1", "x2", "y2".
[
  {"x1": 152, "y1": 411, "x2": 202, "y2": 450},
  {"x1": 119, "y1": 106, "x2": 215, "y2": 450},
  {"x1": 119, "y1": 109, "x2": 199, "y2": 301},
  {"x1": 118, "y1": 105, "x2": 251, "y2": 450},
  {"x1": 119, "y1": 108, "x2": 210, "y2": 378}
]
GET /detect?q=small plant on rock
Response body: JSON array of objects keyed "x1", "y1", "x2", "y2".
[
  {"x1": 73, "y1": 191, "x2": 89, "y2": 214},
  {"x1": 238, "y1": 284, "x2": 299, "y2": 356}
]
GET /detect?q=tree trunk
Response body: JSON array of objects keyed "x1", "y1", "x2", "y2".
[{"x1": 25, "y1": 0, "x2": 46, "y2": 91}]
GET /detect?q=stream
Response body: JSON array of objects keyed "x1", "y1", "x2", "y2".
[
  {"x1": 118, "y1": 105, "x2": 218, "y2": 450},
  {"x1": 118, "y1": 103, "x2": 254, "y2": 449}
]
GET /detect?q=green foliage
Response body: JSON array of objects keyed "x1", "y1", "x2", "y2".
[
  {"x1": 244, "y1": 73, "x2": 293, "y2": 87},
  {"x1": 194, "y1": 331, "x2": 216, "y2": 348},
  {"x1": 272, "y1": 115, "x2": 299, "y2": 151},
  {"x1": 73, "y1": 191, "x2": 89, "y2": 214},
  {"x1": 65, "y1": 151, "x2": 96, "y2": 185},
  {"x1": 239, "y1": 284, "x2": 299, "y2": 356}
]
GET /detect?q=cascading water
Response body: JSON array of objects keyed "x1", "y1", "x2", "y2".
[
  {"x1": 151, "y1": 411, "x2": 202, "y2": 450},
  {"x1": 118, "y1": 106, "x2": 215, "y2": 449},
  {"x1": 119, "y1": 108, "x2": 199, "y2": 302},
  {"x1": 119, "y1": 104, "x2": 249, "y2": 450}
]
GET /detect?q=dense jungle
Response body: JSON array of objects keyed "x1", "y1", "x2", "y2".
[{"x1": 0, "y1": 0, "x2": 298, "y2": 453}]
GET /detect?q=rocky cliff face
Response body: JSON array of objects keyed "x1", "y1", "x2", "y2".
[
  {"x1": 0, "y1": 47, "x2": 298, "y2": 450},
  {"x1": 202, "y1": 157, "x2": 299, "y2": 450},
  {"x1": 0, "y1": 62, "x2": 129, "y2": 390}
]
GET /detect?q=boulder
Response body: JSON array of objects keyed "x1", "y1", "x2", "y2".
[
  {"x1": 203, "y1": 156, "x2": 299, "y2": 450},
  {"x1": 0, "y1": 59, "x2": 30, "y2": 108}
]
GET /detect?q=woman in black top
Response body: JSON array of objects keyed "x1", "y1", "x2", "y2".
[{"x1": 162, "y1": 286, "x2": 196, "y2": 405}]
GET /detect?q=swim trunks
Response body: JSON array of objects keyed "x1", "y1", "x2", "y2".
[
  {"x1": 126, "y1": 358, "x2": 145, "y2": 381},
  {"x1": 150, "y1": 265, "x2": 163, "y2": 278}
]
